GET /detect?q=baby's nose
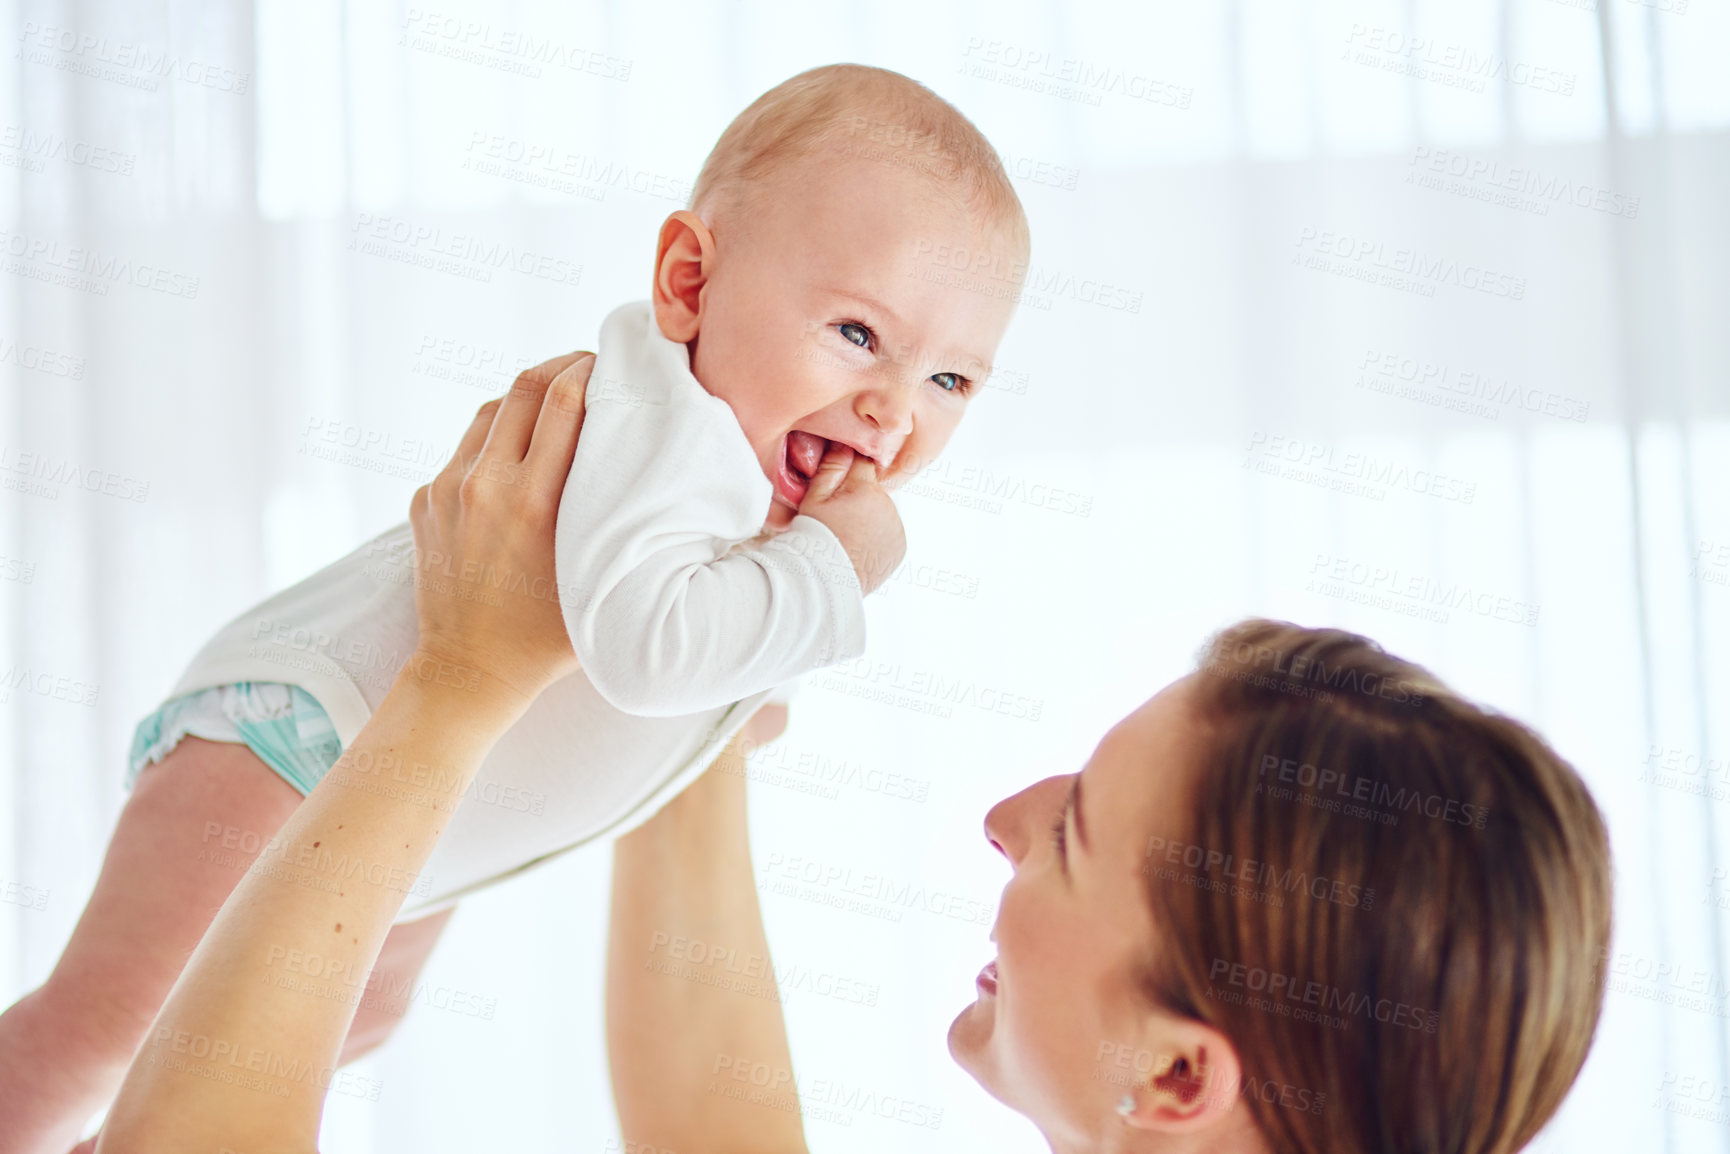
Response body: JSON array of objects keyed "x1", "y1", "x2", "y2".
[{"x1": 856, "y1": 381, "x2": 916, "y2": 438}]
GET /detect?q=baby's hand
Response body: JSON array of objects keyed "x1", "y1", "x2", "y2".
[{"x1": 797, "y1": 443, "x2": 905, "y2": 595}]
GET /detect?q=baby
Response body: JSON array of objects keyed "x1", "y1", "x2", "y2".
[{"x1": 0, "y1": 63, "x2": 1028, "y2": 1153}]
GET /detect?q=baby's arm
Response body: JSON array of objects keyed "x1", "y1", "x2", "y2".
[{"x1": 556, "y1": 358, "x2": 879, "y2": 717}]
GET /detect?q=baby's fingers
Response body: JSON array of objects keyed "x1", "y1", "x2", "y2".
[
  {"x1": 801, "y1": 442, "x2": 857, "y2": 505},
  {"x1": 845, "y1": 451, "x2": 885, "y2": 489}
]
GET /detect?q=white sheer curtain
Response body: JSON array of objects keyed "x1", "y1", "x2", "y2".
[{"x1": 2, "y1": 0, "x2": 1727, "y2": 1150}]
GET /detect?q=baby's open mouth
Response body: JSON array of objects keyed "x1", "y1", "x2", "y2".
[{"x1": 774, "y1": 429, "x2": 831, "y2": 508}]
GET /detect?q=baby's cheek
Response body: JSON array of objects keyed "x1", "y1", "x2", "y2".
[
  {"x1": 892, "y1": 435, "x2": 933, "y2": 480},
  {"x1": 906, "y1": 410, "x2": 965, "y2": 475}
]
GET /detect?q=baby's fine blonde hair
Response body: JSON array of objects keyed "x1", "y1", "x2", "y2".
[{"x1": 689, "y1": 64, "x2": 1029, "y2": 255}]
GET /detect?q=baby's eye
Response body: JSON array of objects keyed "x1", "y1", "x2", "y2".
[
  {"x1": 837, "y1": 322, "x2": 874, "y2": 350},
  {"x1": 931, "y1": 372, "x2": 970, "y2": 394}
]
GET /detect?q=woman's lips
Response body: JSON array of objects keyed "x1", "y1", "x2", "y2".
[{"x1": 977, "y1": 959, "x2": 998, "y2": 996}]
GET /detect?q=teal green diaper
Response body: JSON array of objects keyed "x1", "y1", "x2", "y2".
[{"x1": 127, "y1": 681, "x2": 344, "y2": 796}]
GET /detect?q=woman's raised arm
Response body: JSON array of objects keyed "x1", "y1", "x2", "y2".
[
  {"x1": 607, "y1": 704, "x2": 811, "y2": 1154},
  {"x1": 96, "y1": 352, "x2": 596, "y2": 1154}
]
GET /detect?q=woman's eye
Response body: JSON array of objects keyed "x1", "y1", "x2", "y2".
[
  {"x1": 932, "y1": 372, "x2": 968, "y2": 393},
  {"x1": 837, "y1": 322, "x2": 873, "y2": 349},
  {"x1": 1049, "y1": 809, "x2": 1068, "y2": 859}
]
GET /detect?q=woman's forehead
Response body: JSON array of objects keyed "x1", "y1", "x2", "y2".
[{"x1": 1086, "y1": 678, "x2": 1202, "y2": 856}]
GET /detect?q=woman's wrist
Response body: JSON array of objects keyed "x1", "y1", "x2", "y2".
[{"x1": 392, "y1": 644, "x2": 543, "y2": 742}]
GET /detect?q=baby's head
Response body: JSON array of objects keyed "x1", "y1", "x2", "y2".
[{"x1": 651, "y1": 65, "x2": 1030, "y2": 529}]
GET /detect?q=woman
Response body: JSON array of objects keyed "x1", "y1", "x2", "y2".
[
  {"x1": 94, "y1": 355, "x2": 1612, "y2": 1153},
  {"x1": 609, "y1": 622, "x2": 1612, "y2": 1153}
]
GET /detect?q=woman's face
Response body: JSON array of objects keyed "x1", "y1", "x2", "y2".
[{"x1": 948, "y1": 675, "x2": 1225, "y2": 1149}]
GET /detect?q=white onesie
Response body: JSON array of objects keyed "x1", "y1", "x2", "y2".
[
  {"x1": 151, "y1": 301, "x2": 868, "y2": 919},
  {"x1": 555, "y1": 300, "x2": 866, "y2": 714}
]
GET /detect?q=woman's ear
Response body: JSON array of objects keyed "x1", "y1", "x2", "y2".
[
  {"x1": 1116, "y1": 1030, "x2": 1245, "y2": 1136},
  {"x1": 652, "y1": 209, "x2": 716, "y2": 343}
]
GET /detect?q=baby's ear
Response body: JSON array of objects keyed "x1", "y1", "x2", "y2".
[{"x1": 652, "y1": 209, "x2": 715, "y2": 343}]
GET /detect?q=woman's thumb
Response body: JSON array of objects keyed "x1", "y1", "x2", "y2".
[{"x1": 800, "y1": 443, "x2": 857, "y2": 505}]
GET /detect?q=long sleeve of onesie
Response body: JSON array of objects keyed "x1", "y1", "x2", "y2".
[{"x1": 551, "y1": 301, "x2": 867, "y2": 717}]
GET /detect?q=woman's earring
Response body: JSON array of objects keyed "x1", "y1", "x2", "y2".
[{"x1": 1116, "y1": 1094, "x2": 1136, "y2": 1117}]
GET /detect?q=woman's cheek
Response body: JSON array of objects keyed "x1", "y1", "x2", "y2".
[{"x1": 995, "y1": 872, "x2": 1049, "y2": 972}]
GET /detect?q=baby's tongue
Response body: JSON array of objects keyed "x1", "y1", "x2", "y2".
[{"x1": 786, "y1": 430, "x2": 829, "y2": 480}]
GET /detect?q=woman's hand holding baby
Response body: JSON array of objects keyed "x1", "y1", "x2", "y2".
[
  {"x1": 408, "y1": 351, "x2": 596, "y2": 710},
  {"x1": 797, "y1": 441, "x2": 906, "y2": 595}
]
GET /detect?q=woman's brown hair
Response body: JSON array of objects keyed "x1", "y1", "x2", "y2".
[{"x1": 1143, "y1": 619, "x2": 1612, "y2": 1154}]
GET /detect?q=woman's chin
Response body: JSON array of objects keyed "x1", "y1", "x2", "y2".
[
  {"x1": 949, "y1": 999, "x2": 1017, "y2": 1110},
  {"x1": 946, "y1": 994, "x2": 993, "y2": 1072}
]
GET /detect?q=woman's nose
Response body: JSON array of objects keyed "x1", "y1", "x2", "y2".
[{"x1": 984, "y1": 775, "x2": 1072, "y2": 867}]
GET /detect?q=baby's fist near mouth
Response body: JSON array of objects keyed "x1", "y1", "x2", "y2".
[{"x1": 796, "y1": 442, "x2": 905, "y2": 596}]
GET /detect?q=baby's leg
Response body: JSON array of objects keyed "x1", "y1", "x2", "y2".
[
  {"x1": 0, "y1": 738, "x2": 451, "y2": 1154},
  {"x1": 0, "y1": 737, "x2": 301, "y2": 1153}
]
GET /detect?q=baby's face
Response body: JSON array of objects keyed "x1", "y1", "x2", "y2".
[{"x1": 682, "y1": 154, "x2": 1023, "y2": 530}]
